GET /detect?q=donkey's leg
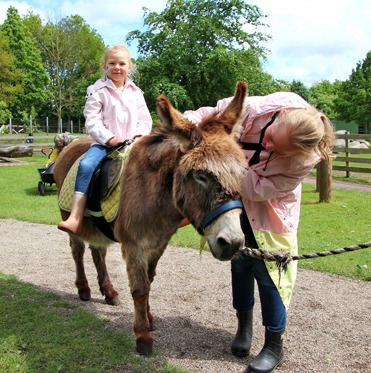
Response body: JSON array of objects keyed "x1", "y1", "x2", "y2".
[
  {"x1": 123, "y1": 245, "x2": 153, "y2": 355},
  {"x1": 146, "y1": 246, "x2": 167, "y2": 332},
  {"x1": 90, "y1": 245, "x2": 120, "y2": 306},
  {"x1": 70, "y1": 236, "x2": 91, "y2": 301}
]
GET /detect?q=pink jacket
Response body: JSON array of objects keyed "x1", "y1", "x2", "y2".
[
  {"x1": 184, "y1": 92, "x2": 319, "y2": 235},
  {"x1": 84, "y1": 77, "x2": 152, "y2": 145}
]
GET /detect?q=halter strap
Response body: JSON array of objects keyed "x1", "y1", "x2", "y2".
[{"x1": 201, "y1": 200, "x2": 243, "y2": 230}]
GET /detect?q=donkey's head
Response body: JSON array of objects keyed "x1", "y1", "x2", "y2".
[{"x1": 156, "y1": 82, "x2": 248, "y2": 261}]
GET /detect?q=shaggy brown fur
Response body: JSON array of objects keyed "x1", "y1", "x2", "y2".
[{"x1": 54, "y1": 81, "x2": 249, "y2": 355}]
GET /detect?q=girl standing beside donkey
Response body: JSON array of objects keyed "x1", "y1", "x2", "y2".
[{"x1": 184, "y1": 91, "x2": 335, "y2": 373}]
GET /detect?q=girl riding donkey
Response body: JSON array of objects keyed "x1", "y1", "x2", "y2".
[{"x1": 58, "y1": 44, "x2": 152, "y2": 235}]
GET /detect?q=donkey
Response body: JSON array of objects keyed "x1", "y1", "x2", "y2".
[{"x1": 54, "y1": 81, "x2": 248, "y2": 354}]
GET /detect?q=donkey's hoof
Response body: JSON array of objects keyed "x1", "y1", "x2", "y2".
[
  {"x1": 136, "y1": 339, "x2": 153, "y2": 355},
  {"x1": 79, "y1": 291, "x2": 91, "y2": 302},
  {"x1": 105, "y1": 296, "x2": 120, "y2": 306}
]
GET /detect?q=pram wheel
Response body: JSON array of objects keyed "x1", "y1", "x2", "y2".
[{"x1": 38, "y1": 180, "x2": 46, "y2": 196}]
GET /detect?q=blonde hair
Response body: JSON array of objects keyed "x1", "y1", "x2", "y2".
[
  {"x1": 280, "y1": 108, "x2": 335, "y2": 162},
  {"x1": 101, "y1": 44, "x2": 134, "y2": 77}
]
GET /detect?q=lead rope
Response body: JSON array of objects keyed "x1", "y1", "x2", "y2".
[{"x1": 240, "y1": 241, "x2": 371, "y2": 273}]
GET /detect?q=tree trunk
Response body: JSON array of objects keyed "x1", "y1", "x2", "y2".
[
  {"x1": 0, "y1": 145, "x2": 33, "y2": 158},
  {"x1": 317, "y1": 158, "x2": 333, "y2": 202}
]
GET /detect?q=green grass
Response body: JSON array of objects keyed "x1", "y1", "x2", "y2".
[
  {"x1": 0, "y1": 133, "x2": 56, "y2": 145},
  {"x1": 0, "y1": 153, "x2": 370, "y2": 280},
  {"x1": 173, "y1": 184, "x2": 371, "y2": 281},
  {"x1": 0, "y1": 153, "x2": 369, "y2": 371},
  {"x1": 298, "y1": 184, "x2": 370, "y2": 280},
  {"x1": 0, "y1": 155, "x2": 60, "y2": 224},
  {"x1": 0, "y1": 273, "x2": 187, "y2": 373},
  {"x1": 0, "y1": 154, "x2": 190, "y2": 372}
]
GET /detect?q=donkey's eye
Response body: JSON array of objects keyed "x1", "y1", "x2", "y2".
[{"x1": 193, "y1": 171, "x2": 209, "y2": 187}]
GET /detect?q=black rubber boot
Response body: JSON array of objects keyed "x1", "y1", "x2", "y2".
[
  {"x1": 231, "y1": 310, "x2": 253, "y2": 358},
  {"x1": 247, "y1": 328, "x2": 284, "y2": 373}
]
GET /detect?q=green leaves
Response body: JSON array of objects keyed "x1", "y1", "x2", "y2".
[
  {"x1": 334, "y1": 51, "x2": 371, "y2": 132},
  {"x1": 0, "y1": 7, "x2": 106, "y2": 125},
  {"x1": 127, "y1": 0, "x2": 272, "y2": 111},
  {"x1": 0, "y1": 7, "x2": 49, "y2": 119}
]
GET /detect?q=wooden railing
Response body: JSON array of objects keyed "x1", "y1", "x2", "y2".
[
  {"x1": 1, "y1": 134, "x2": 370, "y2": 175},
  {"x1": 332, "y1": 134, "x2": 371, "y2": 178}
]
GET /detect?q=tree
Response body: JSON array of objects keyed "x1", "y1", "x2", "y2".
[
  {"x1": 290, "y1": 80, "x2": 310, "y2": 101},
  {"x1": 335, "y1": 51, "x2": 371, "y2": 133},
  {"x1": 0, "y1": 31, "x2": 22, "y2": 122},
  {"x1": 31, "y1": 14, "x2": 105, "y2": 126},
  {"x1": 0, "y1": 6, "x2": 49, "y2": 121},
  {"x1": 127, "y1": 0, "x2": 271, "y2": 111},
  {"x1": 308, "y1": 80, "x2": 339, "y2": 119}
]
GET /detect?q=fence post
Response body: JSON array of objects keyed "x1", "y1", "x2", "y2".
[
  {"x1": 317, "y1": 157, "x2": 333, "y2": 202},
  {"x1": 345, "y1": 135, "x2": 350, "y2": 178}
]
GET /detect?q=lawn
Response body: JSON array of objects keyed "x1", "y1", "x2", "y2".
[
  {"x1": 0, "y1": 152, "x2": 369, "y2": 372},
  {"x1": 0, "y1": 153, "x2": 369, "y2": 281}
]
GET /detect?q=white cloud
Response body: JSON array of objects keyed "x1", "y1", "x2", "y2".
[
  {"x1": 1, "y1": 0, "x2": 370, "y2": 86},
  {"x1": 0, "y1": 0, "x2": 167, "y2": 42},
  {"x1": 250, "y1": 0, "x2": 371, "y2": 85},
  {"x1": 0, "y1": 1, "x2": 34, "y2": 18}
]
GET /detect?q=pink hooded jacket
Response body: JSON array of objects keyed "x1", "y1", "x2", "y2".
[
  {"x1": 184, "y1": 92, "x2": 318, "y2": 235},
  {"x1": 184, "y1": 92, "x2": 321, "y2": 307},
  {"x1": 84, "y1": 77, "x2": 152, "y2": 145}
]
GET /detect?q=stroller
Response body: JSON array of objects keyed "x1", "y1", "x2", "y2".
[
  {"x1": 37, "y1": 133, "x2": 77, "y2": 196},
  {"x1": 37, "y1": 162, "x2": 56, "y2": 196}
]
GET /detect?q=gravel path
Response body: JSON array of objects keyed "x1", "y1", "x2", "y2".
[{"x1": 0, "y1": 218, "x2": 370, "y2": 372}]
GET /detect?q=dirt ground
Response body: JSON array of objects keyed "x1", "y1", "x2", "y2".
[{"x1": 0, "y1": 218, "x2": 370, "y2": 373}]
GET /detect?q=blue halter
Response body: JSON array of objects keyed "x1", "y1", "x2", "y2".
[{"x1": 201, "y1": 200, "x2": 243, "y2": 230}]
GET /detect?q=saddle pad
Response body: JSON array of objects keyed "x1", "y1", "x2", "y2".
[
  {"x1": 58, "y1": 154, "x2": 85, "y2": 214},
  {"x1": 101, "y1": 145, "x2": 132, "y2": 222},
  {"x1": 58, "y1": 144, "x2": 133, "y2": 222}
]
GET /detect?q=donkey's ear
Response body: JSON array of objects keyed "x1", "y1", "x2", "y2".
[
  {"x1": 156, "y1": 94, "x2": 199, "y2": 149},
  {"x1": 156, "y1": 95, "x2": 193, "y2": 131},
  {"x1": 156, "y1": 95, "x2": 178, "y2": 127},
  {"x1": 218, "y1": 81, "x2": 248, "y2": 134}
]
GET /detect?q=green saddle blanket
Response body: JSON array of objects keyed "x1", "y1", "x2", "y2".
[{"x1": 58, "y1": 144, "x2": 133, "y2": 223}]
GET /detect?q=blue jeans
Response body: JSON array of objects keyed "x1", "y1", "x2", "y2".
[
  {"x1": 231, "y1": 253, "x2": 286, "y2": 331},
  {"x1": 232, "y1": 208, "x2": 286, "y2": 332},
  {"x1": 75, "y1": 144, "x2": 112, "y2": 193}
]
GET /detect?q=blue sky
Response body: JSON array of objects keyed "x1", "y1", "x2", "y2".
[{"x1": 1, "y1": 0, "x2": 370, "y2": 86}]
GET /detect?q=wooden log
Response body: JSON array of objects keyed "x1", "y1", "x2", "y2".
[
  {"x1": 0, "y1": 145, "x2": 33, "y2": 158},
  {"x1": 0, "y1": 157, "x2": 26, "y2": 163}
]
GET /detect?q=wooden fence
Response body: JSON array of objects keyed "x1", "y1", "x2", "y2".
[
  {"x1": 1, "y1": 134, "x2": 370, "y2": 176},
  {"x1": 332, "y1": 134, "x2": 371, "y2": 178}
]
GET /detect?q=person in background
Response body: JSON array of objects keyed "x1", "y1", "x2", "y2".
[
  {"x1": 45, "y1": 132, "x2": 77, "y2": 168},
  {"x1": 58, "y1": 44, "x2": 152, "y2": 235},
  {"x1": 184, "y1": 92, "x2": 335, "y2": 373}
]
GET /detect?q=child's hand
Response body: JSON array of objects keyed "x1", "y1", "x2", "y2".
[{"x1": 106, "y1": 137, "x2": 126, "y2": 147}]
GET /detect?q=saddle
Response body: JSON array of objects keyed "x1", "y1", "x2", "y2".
[{"x1": 58, "y1": 140, "x2": 134, "y2": 241}]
